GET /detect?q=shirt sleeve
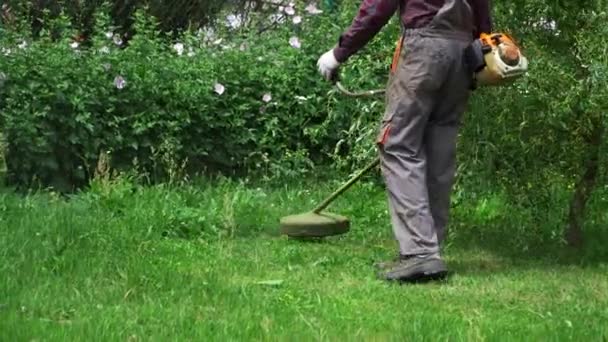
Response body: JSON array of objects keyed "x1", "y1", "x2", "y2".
[
  {"x1": 332, "y1": 0, "x2": 399, "y2": 63},
  {"x1": 472, "y1": 0, "x2": 492, "y2": 36}
]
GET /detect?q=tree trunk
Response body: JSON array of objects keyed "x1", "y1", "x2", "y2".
[{"x1": 566, "y1": 117, "x2": 603, "y2": 247}]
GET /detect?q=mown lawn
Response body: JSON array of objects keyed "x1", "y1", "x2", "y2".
[{"x1": 1, "y1": 175, "x2": 607, "y2": 340}]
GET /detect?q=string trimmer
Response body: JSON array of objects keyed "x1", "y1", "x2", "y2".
[{"x1": 279, "y1": 79, "x2": 384, "y2": 239}]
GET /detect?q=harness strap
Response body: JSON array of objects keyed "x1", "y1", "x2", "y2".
[{"x1": 390, "y1": 36, "x2": 404, "y2": 74}]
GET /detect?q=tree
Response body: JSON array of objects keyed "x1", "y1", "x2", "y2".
[{"x1": 485, "y1": 0, "x2": 606, "y2": 247}]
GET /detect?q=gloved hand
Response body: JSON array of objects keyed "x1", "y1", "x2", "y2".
[{"x1": 317, "y1": 49, "x2": 341, "y2": 82}]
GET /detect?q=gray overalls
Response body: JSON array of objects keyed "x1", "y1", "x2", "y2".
[{"x1": 377, "y1": 0, "x2": 475, "y2": 257}]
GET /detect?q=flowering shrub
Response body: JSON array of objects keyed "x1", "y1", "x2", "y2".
[{"x1": 0, "y1": 1, "x2": 399, "y2": 190}]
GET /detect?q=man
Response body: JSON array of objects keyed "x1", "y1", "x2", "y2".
[{"x1": 317, "y1": 0, "x2": 492, "y2": 282}]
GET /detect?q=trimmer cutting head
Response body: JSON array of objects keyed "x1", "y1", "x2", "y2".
[
  {"x1": 280, "y1": 211, "x2": 350, "y2": 238},
  {"x1": 279, "y1": 158, "x2": 380, "y2": 239}
]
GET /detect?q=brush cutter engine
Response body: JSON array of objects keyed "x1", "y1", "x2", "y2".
[{"x1": 465, "y1": 32, "x2": 528, "y2": 87}]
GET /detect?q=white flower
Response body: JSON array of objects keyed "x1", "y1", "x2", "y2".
[
  {"x1": 289, "y1": 36, "x2": 301, "y2": 49},
  {"x1": 199, "y1": 27, "x2": 216, "y2": 43},
  {"x1": 187, "y1": 47, "x2": 195, "y2": 57},
  {"x1": 105, "y1": 31, "x2": 113, "y2": 39},
  {"x1": 99, "y1": 46, "x2": 110, "y2": 54},
  {"x1": 226, "y1": 14, "x2": 242, "y2": 29},
  {"x1": 269, "y1": 13, "x2": 285, "y2": 24},
  {"x1": 293, "y1": 16, "x2": 302, "y2": 24},
  {"x1": 70, "y1": 41, "x2": 79, "y2": 49},
  {"x1": 114, "y1": 76, "x2": 126, "y2": 89},
  {"x1": 262, "y1": 93, "x2": 272, "y2": 102},
  {"x1": 113, "y1": 34, "x2": 123, "y2": 46},
  {"x1": 530, "y1": 17, "x2": 560, "y2": 36},
  {"x1": 2, "y1": 48, "x2": 11, "y2": 56},
  {"x1": 284, "y1": 6, "x2": 295, "y2": 15},
  {"x1": 305, "y1": 3, "x2": 323, "y2": 14},
  {"x1": 214, "y1": 83, "x2": 225, "y2": 95},
  {"x1": 18, "y1": 41, "x2": 27, "y2": 49},
  {"x1": 173, "y1": 42, "x2": 184, "y2": 55}
]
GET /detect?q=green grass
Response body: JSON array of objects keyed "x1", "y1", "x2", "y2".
[{"x1": 1, "y1": 175, "x2": 607, "y2": 341}]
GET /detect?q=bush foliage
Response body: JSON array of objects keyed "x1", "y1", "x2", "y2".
[{"x1": 0, "y1": 1, "x2": 393, "y2": 190}]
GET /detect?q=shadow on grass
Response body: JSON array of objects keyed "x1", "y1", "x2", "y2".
[
  {"x1": 445, "y1": 223, "x2": 608, "y2": 277},
  {"x1": 234, "y1": 223, "x2": 348, "y2": 246},
  {"x1": 230, "y1": 213, "x2": 608, "y2": 262}
]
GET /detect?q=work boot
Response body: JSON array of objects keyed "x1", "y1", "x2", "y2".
[{"x1": 376, "y1": 254, "x2": 448, "y2": 283}]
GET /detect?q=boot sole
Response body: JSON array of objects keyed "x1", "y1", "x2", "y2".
[{"x1": 382, "y1": 259, "x2": 449, "y2": 283}]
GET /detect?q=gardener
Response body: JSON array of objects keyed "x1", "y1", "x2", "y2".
[{"x1": 317, "y1": 0, "x2": 492, "y2": 282}]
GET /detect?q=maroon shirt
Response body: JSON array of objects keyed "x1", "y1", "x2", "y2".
[{"x1": 333, "y1": 0, "x2": 492, "y2": 62}]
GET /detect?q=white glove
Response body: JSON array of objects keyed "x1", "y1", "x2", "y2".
[{"x1": 317, "y1": 49, "x2": 341, "y2": 82}]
